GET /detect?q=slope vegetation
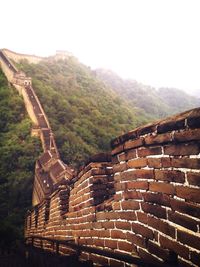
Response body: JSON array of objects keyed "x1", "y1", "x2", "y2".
[
  {"x1": 17, "y1": 57, "x2": 149, "y2": 167},
  {"x1": 95, "y1": 69, "x2": 200, "y2": 119},
  {"x1": 0, "y1": 69, "x2": 41, "y2": 246}
]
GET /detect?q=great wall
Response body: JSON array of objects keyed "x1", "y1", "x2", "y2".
[{"x1": 0, "y1": 49, "x2": 200, "y2": 267}]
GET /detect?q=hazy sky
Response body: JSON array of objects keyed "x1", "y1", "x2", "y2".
[{"x1": 1, "y1": 0, "x2": 200, "y2": 95}]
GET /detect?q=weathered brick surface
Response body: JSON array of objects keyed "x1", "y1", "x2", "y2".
[
  {"x1": 127, "y1": 158, "x2": 147, "y2": 168},
  {"x1": 168, "y1": 210, "x2": 198, "y2": 231},
  {"x1": 149, "y1": 182, "x2": 175, "y2": 195},
  {"x1": 145, "y1": 132, "x2": 172, "y2": 145},
  {"x1": 164, "y1": 143, "x2": 199, "y2": 156},
  {"x1": 176, "y1": 186, "x2": 200, "y2": 203},
  {"x1": 25, "y1": 107, "x2": 200, "y2": 267},
  {"x1": 137, "y1": 146, "x2": 162, "y2": 157},
  {"x1": 160, "y1": 235, "x2": 190, "y2": 259},
  {"x1": 148, "y1": 216, "x2": 175, "y2": 238},
  {"x1": 187, "y1": 171, "x2": 200, "y2": 186},
  {"x1": 155, "y1": 170, "x2": 185, "y2": 183},
  {"x1": 177, "y1": 230, "x2": 200, "y2": 250},
  {"x1": 124, "y1": 137, "x2": 144, "y2": 150},
  {"x1": 141, "y1": 202, "x2": 167, "y2": 219},
  {"x1": 174, "y1": 128, "x2": 200, "y2": 142}
]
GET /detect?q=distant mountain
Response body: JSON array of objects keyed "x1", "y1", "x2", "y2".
[
  {"x1": 94, "y1": 69, "x2": 200, "y2": 119},
  {"x1": 158, "y1": 87, "x2": 200, "y2": 114}
]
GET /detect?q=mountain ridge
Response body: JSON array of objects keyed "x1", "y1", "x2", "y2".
[{"x1": 94, "y1": 68, "x2": 200, "y2": 119}]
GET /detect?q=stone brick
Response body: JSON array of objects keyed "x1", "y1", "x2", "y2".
[
  {"x1": 121, "y1": 200, "x2": 140, "y2": 210},
  {"x1": 176, "y1": 186, "x2": 200, "y2": 203},
  {"x1": 137, "y1": 212, "x2": 148, "y2": 224},
  {"x1": 174, "y1": 128, "x2": 200, "y2": 142},
  {"x1": 126, "y1": 169, "x2": 154, "y2": 180},
  {"x1": 102, "y1": 221, "x2": 114, "y2": 229},
  {"x1": 109, "y1": 259, "x2": 124, "y2": 267},
  {"x1": 187, "y1": 172, "x2": 200, "y2": 186},
  {"x1": 117, "y1": 241, "x2": 133, "y2": 252},
  {"x1": 115, "y1": 221, "x2": 132, "y2": 230},
  {"x1": 124, "y1": 137, "x2": 144, "y2": 150},
  {"x1": 127, "y1": 181, "x2": 149, "y2": 190},
  {"x1": 161, "y1": 157, "x2": 171, "y2": 168},
  {"x1": 141, "y1": 202, "x2": 167, "y2": 219},
  {"x1": 95, "y1": 212, "x2": 107, "y2": 221},
  {"x1": 111, "y1": 230, "x2": 126, "y2": 239},
  {"x1": 115, "y1": 182, "x2": 127, "y2": 192},
  {"x1": 113, "y1": 162, "x2": 127, "y2": 173},
  {"x1": 157, "y1": 119, "x2": 185, "y2": 133},
  {"x1": 112, "y1": 202, "x2": 121, "y2": 210},
  {"x1": 145, "y1": 132, "x2": 172, "y2": 145},
  {"x1": 120, "y1": 170, "x2": 137, "y2": 181},
  {"x1": 164, "y1": 143, "x2": 199, "y2": 156},
  {"x1": 155, "y1": 170, "x2": 185, "y2": 183},
  {"x1": 149, "y1": 182, "x2": 175, "y2": 195},
  {"x1": 111, "y1": 144, "x2": 124, "y2": 155},
  {"x1": 123, "y1": 191, "x2": 142, "y2": 200},
  {"x1": 178, "y1": 258, "x2": 195, "y2": 267},
  {"x1": 177, "y1": 230, "x2": 200, "y2": 250},
  {"x1": 142, "y1": 192, "x2": 170, "y2": 207},
  {"x1": 89, "y1": 254, "x2": 108, "y2": 266},
  {"x1": 148, "y1": 216, "x2": 175, "y2": 238},
  {"x1": 137, "y1": 146, "x2": 162, "y2": 157},
  {"x1": 117, "y1": 211, "x2": 137, "y2": 221},
  {"x1": 187, "y1": 116, "x2": 200, "y2": 128},
  {"x1": 190, "y1": 251, "x2": 200, "y2": 266},
  {"x1": 170, "y1": 198, "x2": 200, "y2": 219},
  {"x1": 99, "y1": 230, "x2": 111, "y2": 238},
  {"x1": 127, "y1": 158, "x2": 147, "y2": 168},
  {"x1": 138, "y1": 124, "x2": 157, "y2": 136},
  {"x1": 138, "y1": 248, "x2": 163, "y2": 265},
  {"x1": 147, "y1": 158, "x2": 162, "y2": 168},
  {"x1": 171, "y1": 158, "x2": 200, "y2": 169},
  {"x1": 127, "y1": 232, "x2": 146, "y2": 248},
  {"x1": 118, "y1": 153, "x2": 126, "y2": 162},
  {"x1": 147, "y1": 240, "x2": 176, "y2": 263},
  {"x1": 132, "y1": 222, "x2": 154, "y2": 239},
  {"x1": 168, "y1": 210, "x2": 198, "y2": 231},
  {"x1": 160, "y1": 235, "x2": 189, "y2": 259},
  {"x1": 106, "y1": 212, "x2": 121, "y2": 220},
  {"x1": 125, "y1": 149, "x2": 137, "y2": 161},
  {"x1": 110, "y1": 259, "x2": 125, "y2": 267},
  {"x1": 120, "y1": 169, "x2": 154, "y2": 181}
]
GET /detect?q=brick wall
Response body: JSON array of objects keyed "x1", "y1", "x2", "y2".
[
  {"x1": 25, "y1": 108, "x2": 200, "y2": 267},
  {"x1": 2, "y1": 48, "x2": 43, "y2": 64}
]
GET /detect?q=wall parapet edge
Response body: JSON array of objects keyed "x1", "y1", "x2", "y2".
[{"x1": 26, "y1": 106, "x2": 200, "y2": 266}]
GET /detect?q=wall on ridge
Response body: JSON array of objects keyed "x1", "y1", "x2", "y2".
[
  {"x1": 2, "y1": 48, "x2": 43, "y2": 64},
  {"x1": 25, "y1": 108, "x2": 200, "y2": 267}
]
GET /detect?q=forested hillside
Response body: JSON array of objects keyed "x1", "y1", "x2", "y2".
[
  {"x1": 0, "y1": 70, "x2": 41, "y2": 247},
  {"x1": 17, "y1": 57, "x2": 149, "y2": 167},
  {"x1": 95, "y1": 69, "x2": 200, "y2": 119}
]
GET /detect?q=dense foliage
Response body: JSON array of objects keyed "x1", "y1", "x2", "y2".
[
  {"x1": 18, "y1": 57, "x2": 149, "y2": 167},
  {"x1": 0, "y1": 70, "x2": 41, "y2": 248},
  {"x1": 95, "y1": 69, "x2": 200, "y2": 119}
]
